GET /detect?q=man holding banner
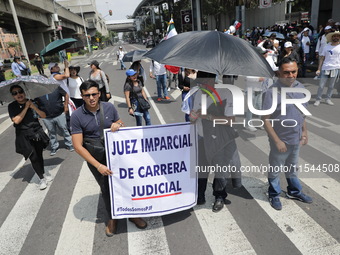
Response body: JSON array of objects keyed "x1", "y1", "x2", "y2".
[{"x1": 70, "y1": 80, "x2": 147, "y2": 237}]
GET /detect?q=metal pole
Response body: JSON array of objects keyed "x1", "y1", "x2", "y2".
[
  {"x1": 8, "y1": 0, "x2": 31, "y2": 70},
  {"x1": 195, "y1": 0, "x2": 202, "y2": 31},
  {"x1": 79, "y1": 3, "x2": 91, "y2": 52}
]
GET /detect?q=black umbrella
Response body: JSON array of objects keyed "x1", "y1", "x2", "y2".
[
  {"x1": 122, "y1": 50, "x2": 148, "y2": 62},
  {"x1": 144, "y1": 31, "x2": 275, "y2": 78},
  {"x1": 40, "y1": 38, "x2": 77, "y2": 56}
]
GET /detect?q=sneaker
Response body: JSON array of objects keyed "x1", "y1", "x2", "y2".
[
  {"x1": 286, "y1": 192, "x2": 313, "y2": 203},
  {"x1": 50, "y1": 148, "x2": 59, "y2": 156},
  {"x1": 44, "y1": 174, "x2": 53, "y2": 182},
  {"x1": 245, "y1": 126, "x2": 257, "y2": 132},
  {"x1": 164, "y1": 96, "x2": 171, "y2": 100},
  {"x1": 67, "y1": 145, "x2": 75, "y2": 152},
  {"x1": 325, "y1": 99, "x2": 334, "y2": 106},
  {"x1": 313, "y1": 100, "x2": 320, "y2": 106},
  {"x1": 157, "y1": 98, "x2": 162, "y2": 102},
  {"x1": 39, "y1": 178, "x2": 47, "y2": 190},
  {"x1": 167, "y1": 87, "x2": 171, "y2": 92},
  {"x1": 212, "y1": 197, "x2": 224, "y2": 212},
  {"x1": 269, "y1": 197, "x2": 282, "y2": 210}
]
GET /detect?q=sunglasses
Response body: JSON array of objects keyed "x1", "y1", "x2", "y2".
[
  {"x1": 11, "y1": 90, "x2": 24, "y2": 96},
  {"x1": 82, "y1": 93, "x2": 99, "y2": 98}
]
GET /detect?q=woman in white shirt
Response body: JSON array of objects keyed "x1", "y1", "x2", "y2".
[{"x1": 67, "y1": 66, "x2": 84, "y2": 108}]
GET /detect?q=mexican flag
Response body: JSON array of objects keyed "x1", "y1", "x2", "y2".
[{"x1": 165, "y1": 18, "x2": 180, "y2": 74}]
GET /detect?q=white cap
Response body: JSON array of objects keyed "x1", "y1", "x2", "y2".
[
  {"x1": 302, "y1": 27, "x2": 310, "y2": 32},
  {"x1": 284, "y1": 41, "x2": 293, "y2": 48},
  {"x1": 35, "y1": 53, "x2": 39, "y2": 56},
  {"x1": 0, "y1": 62, "x2": 3, "y2": 67},
  {"x1": 48, "y1": 62, "x2": 58, "y2": 70},
  {"x1": 229, "y1": 25, "x2": 236, "y2": 34},
  {"x1": 325, "y1": 25, "x2": 332, "y2": 30}
]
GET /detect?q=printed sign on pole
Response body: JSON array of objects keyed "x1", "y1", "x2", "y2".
[{"x1": 105, "y1": 123, "x2": 198, "y2": 219}]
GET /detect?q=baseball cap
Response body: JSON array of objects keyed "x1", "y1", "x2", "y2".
[
  {"x1": 119, "y1": 46, "x2": 123, "y2": 49},
  {"x1": 126, "y1": 69, "x2": 137, "y2": 76},
  {"x1": 35, "y1": 53, "x2": 39, "y2": 56},
  {"x1": 284, "y1": 41, "x2": 293, "y2": 48},
  {"x1": 325, "y1": 25, "x2": 332, "y2": 30},
  {"x1": 290, "y1": 31, "x2": 297, "y2": 36},
  {"x1": 302, "y1": 27, "x2": 310, "y2": 32},
  {"x1": 48, "y1": 62, "x2": 58, "y2": 70}
]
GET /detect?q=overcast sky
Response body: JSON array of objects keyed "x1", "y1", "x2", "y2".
[{"x1": 96, "y1": 0, "x2": 142, "y2": 21}]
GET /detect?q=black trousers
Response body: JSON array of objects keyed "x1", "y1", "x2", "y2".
[
  {"x1": 87, "y1": 160, "x2": 112, "y2": 219},
  {"x1": 29, "y1": 139, "x2": 45, "y2": 179}
]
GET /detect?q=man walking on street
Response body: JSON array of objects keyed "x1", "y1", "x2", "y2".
[
  {"x1": 314, "y1": 31, "x2": 340, "y2": 106},
  {"x1": 262, "y1": 57, "x2": 312, "y2": 210},
  {"x1": 35, "y1": 61, "x2": 74, "y2": 156},
  {"x1": 117, "y1": 46, "x2": 126, "y2": 70},
  {"x1": 150, "y1": 60, "x2": 170, "y2": 101}
]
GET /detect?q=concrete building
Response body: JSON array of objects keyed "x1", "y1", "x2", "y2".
[{"x1": 56, "y1": 0, "x2": 108, "y2": 37}]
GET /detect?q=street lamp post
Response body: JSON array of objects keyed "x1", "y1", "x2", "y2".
[{"x1": 78, "y1": 1, "x2": 91, "y2": 53}]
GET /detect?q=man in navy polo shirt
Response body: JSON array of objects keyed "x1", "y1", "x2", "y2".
[
  {"x1": 70, "y1": 80, "x2": 147, "y2": 237},
  {"x1": 262, "y1": 57, "x2": 312, "y2": 210}
]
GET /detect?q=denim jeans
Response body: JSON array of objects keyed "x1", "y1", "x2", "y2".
[
  {"x1": 268, "y1": 140, "x2": 302, "y2": 198},
  {"x1": 135, "y1": 111, "x2": 151, "y2": 126},
  {"x1": 316, "y1": 69, "x2": 339, "y2": 100},
  {"x1": 156, "y1": 74, "x2": 167, "y2": 98},
  {"x1": 245, "y1": 91, "x2": 262, "y2": 126},
  {"x1": 42, "y1": 113, "x2": 73, "y2": 150},
  {"x1": 119, "y1": 59, "x2": 126, "y2": 70}
]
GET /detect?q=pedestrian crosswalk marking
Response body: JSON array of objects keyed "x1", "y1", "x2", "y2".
[
  {"x1": 238, "y1": 152, "x2": 340, "y2": 255},
  {"x1": 307, "y1": 132, "x2": 340, "y2": 161},
  {"x1": 0, "y1": 113, "x2": 8, "y2": 120},
  {"x1": 0, "y1": 158, "x2": 25, "y2": 194},
  {"x1": 55, "y1": 162, "x2": 99, "y2": 255},
  {"x1": 248, "y1": 136, "x2": 340, "y2": 211},
  {"x1": 170, "y1": 89, "x2": 181, "y2": 100},
  {"x1": 0, "y1": 165, "x2": 60, "y2": 255},
  {"x1": 0, "y1": 118, "x2": 12, "y2": 136},
  {"x1": 127, "y1": 216, "x2": 171, "y2": 255},
  {"x1": 194, "y1": 185, "x2": 256, "y2": 254}
]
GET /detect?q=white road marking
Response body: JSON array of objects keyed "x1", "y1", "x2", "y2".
[
  {"x1": 194, "y1": 185, "x2": 256, "y2": 254},
  {"x1": 127, "y1": 216, "x2": 170, "y2": 255},
  {"x1": 0, "y1": 165, "x2": 60, "y2": 255},
  {"x1": 239, "y1": 152, "x2": 340, "y2": 255},
  {"x1": 55, "y1": 162, "x2": 99, "y2": 255},
  {"x1": 0, "y1": 118, "x2": 12, "y2": 136},
  {"x1": 0, "y1": 158, "x2": 25, "y2": 193}
]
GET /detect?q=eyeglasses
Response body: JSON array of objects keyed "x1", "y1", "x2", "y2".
[
  {"x1": 11, "y1": 90, "x2": 24, "y2": 96},
  {"x1": 82, "y1": 93, "x2": 99, "y2": 98}
]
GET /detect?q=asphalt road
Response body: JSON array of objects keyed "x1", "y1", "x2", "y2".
[{"x1": 0, "y1": 44, "x2": 339, "y2": 255}]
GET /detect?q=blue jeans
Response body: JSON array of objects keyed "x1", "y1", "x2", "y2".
[
  {"x1": 316, "y1": 69, "x2": 339, "y2": 100},
  {"x1": 42, "y1": 113, "x2": 73, "y2": 150},
  {"x1": 268, "y1": 140, "x2": 302, "y2": 198},
  {"x1": 156, "y1": 74, "x2": 167, "y2": 98},
  {"x1": 119, "y1": 59, "x2": 126, "y2": 70},
  {"x1": 132, "y1": 98, "x2": 151, "y2": 126},
  {"x1": 245, "y1": 91, "x2": 262, "y2": 125}
]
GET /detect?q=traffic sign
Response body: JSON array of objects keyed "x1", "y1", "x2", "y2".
[{"x1": 181, "y1": 10, "x2": 192, "y2": 25}]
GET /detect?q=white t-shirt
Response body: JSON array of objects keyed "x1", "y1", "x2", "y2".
[
  {"x1": 301, "y1": 36, "x2": 310, "y2": 54},
  {"x1": 265, "y1": 55, "x2": 278, "y2": 72},
  {"x1": 67, "y1": 77, "x2": 83, "y2": 99},
  {"x1": 117, "y1": 50, "x2": 125, "y2": 60},
  {"x1": 321, "y1": 44, "x2": 340, "y2": 70},
  {"x1": 150, "y1": 61, "x2": 166, "y2": 76}
]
